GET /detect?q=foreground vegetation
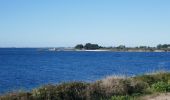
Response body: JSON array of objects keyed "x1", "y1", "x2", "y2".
[{"x1": 1, "y1": 72, "x2": 170, "y2": 100}]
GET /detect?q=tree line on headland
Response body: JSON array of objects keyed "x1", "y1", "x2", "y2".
[
  {"x1": 75, "y1": 43, "x2": 102, "y2": 50},
  {"x1": 75, "y1": 43, "x2": 170, "y2": 52}
]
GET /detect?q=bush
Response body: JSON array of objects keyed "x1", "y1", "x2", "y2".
[
  {"x1": 32, "y1": 82, "x2": 88, "y2": 100},
  {"x1": 0, "y1": 92, "x2": 32, "y2": 100},
  {"x1": 110, "y1": 95, "x2": 135, "y2": 100},
  {"x1": 87, "y1": 78, "x2": 132, "y2": 99},
  {"x1": 100, "y1": 78, "x2": 130, "y2": 96},
  {"x1": 32, "y1": 85, "x2": 57, "y2": 100},
  {"x1": 86, "y1": 77, "x2": 149, "y2": 99},
  {"x1": 151, "y1": 81, "x2": 170, "y2": 92},
  {"x1": 86, "y1": 81, "x2": 106, "y2": 100},
  {"x1": 134, "y1": 72, "x2": 170, "y2": 86},
  {"x1": 54, "y1": 82, "x2": 88, "y2": 100},
  {"x1": 128, "y1": 79, "x2": 149, "y2": 94}
]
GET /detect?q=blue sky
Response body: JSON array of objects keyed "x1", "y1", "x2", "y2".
[{"x1": 0, "y1": 0, "x2": 170, "y2": 47}]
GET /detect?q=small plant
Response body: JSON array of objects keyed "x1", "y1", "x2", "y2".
[
  {"x1": 128, "y1": 79, "x2": 149, "y2": 94},
  {"x1": 134, "y1": 72, "x2": 170, "y2": 86},
  {"x1": 86, "y1": 81, "x2": 106, "y2": 100},
  {"x1": 0, "y1": 92, "x2": 32, "y2": 100},
  {"x1": 32, "y1": 85, "x2": 57, "y2": 100},
  {"x1": 151, "y1": 81, "x2": 170, "y2": 92},
  {"x1": 110, "y1": 95, "x2": 135, "y2": 100},
  {"x1": 32, "y1": 82, "x2": 88, "y2": 100}
]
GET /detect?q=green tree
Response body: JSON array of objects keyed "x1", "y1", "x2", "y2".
[
  {"x1": 157, "y1": 44, "x2": 162, "y2": 49},
  {"x1": 117, "y1": 45, "x2": 126, "y2": 49},
  {"x1": 139, "y1": 46, "x2": 147, "y2": 49},
  {"x1": 75, "y1": 44, "x2": 84, "y2": 49},
  {"x1": 84, "y1": 43, "x2": 100, "y2": 50},
  {"x1": 157, "y1": 44, "x2": 170, "y2": 49}
]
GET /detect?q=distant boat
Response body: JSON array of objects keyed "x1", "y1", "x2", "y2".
[
  {"x1": 48, "y1": 47, "x2": 75, "y2": 51},
  {"x1": 48, "y1": 48, "x2": 57, "y2": 51}
]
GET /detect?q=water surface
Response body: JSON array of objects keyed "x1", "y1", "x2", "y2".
[{"x1": 0, "y1": 48, "x2": 170, "y2": 93}]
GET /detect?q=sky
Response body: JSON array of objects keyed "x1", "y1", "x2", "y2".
[{"x1": 0, "y1": 0, "x2": 170, "y2": 47}]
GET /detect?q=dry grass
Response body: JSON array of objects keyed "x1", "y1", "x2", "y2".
[{"x1": 100, "y1": 77, "x2": 129, "y2": 95}]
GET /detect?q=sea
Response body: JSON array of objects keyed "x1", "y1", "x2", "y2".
[{"x1": 0, "y1": 48, "x2": 170, "y2": 93}]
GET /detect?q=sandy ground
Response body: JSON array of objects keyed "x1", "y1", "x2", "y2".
[{"x1": 141, "y1": 93, "x2": 170, "y2": 100}]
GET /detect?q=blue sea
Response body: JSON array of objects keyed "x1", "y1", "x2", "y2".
[{"x1": 0, "y1": 48, "x2": 170, "y2": 93}]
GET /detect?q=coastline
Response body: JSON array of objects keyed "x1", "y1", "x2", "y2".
[{"x1": 47, "y1": 48, "x2": 170, "y2": 52}]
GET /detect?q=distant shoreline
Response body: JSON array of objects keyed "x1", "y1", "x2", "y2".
[
  {"x1": 0, "y1": 48, "x2": 169, "y2": 52},
  {"x1": 47, "y1": 48, "x2": 170, "y2": 52}
]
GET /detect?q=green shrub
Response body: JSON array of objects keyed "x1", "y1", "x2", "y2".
[
  {"x1": 0, "y1": 92, "x2": 32, "y2": 100},
  {"x1": 110, "y1": 95, "x2": 136, "y2": 100},
  {"x1": 151, "y1": 81, "x2": 170, "y2": 92},
  {"x1": 128, "y1": 79, "x2": 149, "y2": 94},
  {"x1": 134, "y1": 72, "x2": 170, "y2": 86},
  {"x1": 54, "y1": 82, "x2": 88, "y2": 100},
  {"x1": 86, "y1": 81, "x2": 106, "y2": 100},
  {"x1": 87, "y1": 77, "x2": 149, "y2": 99},
  {"x1": 100, "y1": 79, "x2": 130, "y2": 96},
  {"x1": 32, "y1": 85, "x2": 57, "y2": 100},
  {"x1": 32, "y1": 82, "x2": 88, "y2": 100}
]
